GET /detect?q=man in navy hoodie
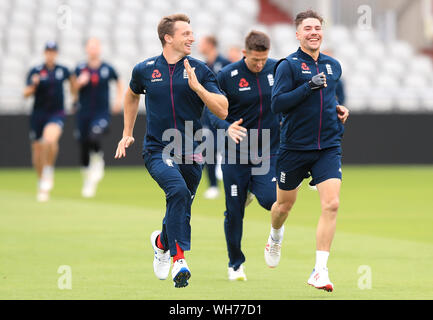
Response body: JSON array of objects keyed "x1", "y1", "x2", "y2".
[
  {"x1": 114, "y1": 14, "x2": 228, "y2": 288},
  {"x1": 264, "y1": 10, "x2": 349, "y2": 292},
  {"x1": 206, "y1": 31, "x2": 280, "y2": 281}
]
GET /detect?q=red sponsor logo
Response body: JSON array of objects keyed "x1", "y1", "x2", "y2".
[
  {"x1": 90, "y1": 72, "x2": 99, "y2": 85},
  {"x1": 239, "y1": 78, "x2": 249, "y2": 88},
  {"x1": 40, "y1": 69, "x2": 48, "y2": 77},
  {"x1": 301, "y1": 63, "x2": 310, "y2": 71},
  {"x1": 152, "y1": 69, "x2": 162, "y2": 79}
]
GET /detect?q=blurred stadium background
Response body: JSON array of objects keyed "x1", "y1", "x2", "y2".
[
  {"x1": 1, "y1": 0, "x2": 433, "y2": 114},
  {"x1": 0, "y1": 0, "x2": 432, "y2": 167}
]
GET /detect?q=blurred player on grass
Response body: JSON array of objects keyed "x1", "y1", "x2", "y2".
[
  {"x1": 23, "y1": 41, "x2": 75, "y2": 202},
  {"x1": 265, "y1": 10, "x2": 349, "y2": 292},
  {"x1": 205, "y1": 31, "x2": 279, "y2": 281},
  {"x1": 114, "y1": 14, "x2": 228, "y2": 288},
  {"x1": 198, "y1": 35, "x2": 231, "y2": 199},
  {"x1": 74, "y1": 38, "x2": 124, "y2": 198}
]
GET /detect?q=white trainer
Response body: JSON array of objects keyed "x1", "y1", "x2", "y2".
[
  {"x1": 40, "y1": 166, "x2": 54, "y2": 192},
  {"x1": 81, "y1": 167, "x2": 96, "y2": 198},
  {"x1": 204, "y1": 186, "x2": 219, "y2": 199},
  {"x1": 228, "y1": 264, "x2": 247, "y2": 281},
  {"x1": 307, "y1": 268, "x2": 334, "y2": 292},
  {"x1": 150, "y1": 231, "x2": 170, "y2": 280},
  {"x1": 36, "y1": 190, "x2": 50, "y2": 202},
  {"x1": 264, "y1": 235, "x2": 282, "y2": 268},
  {"x1": 89, "y1": 151, "x2": 105, "y2": 182},
  {"x1": 172, "y1": 259, "x2": 191, "y2": 288}
]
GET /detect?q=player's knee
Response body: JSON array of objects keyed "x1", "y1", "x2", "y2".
[
  {"x1": 42, "y1": 135, "x2": 58, "y2": 146},
  {"x1": 322, "y1": 198, "x2": 340, "y2": 215},
  {"x1": 88, "y1": 131, "x2": 103, "y2": 146},
  {"x1": 257, "y1": 196, "x2": 275, "y2": 211},
  {"x1": 274, "y1": 200, "x2": 294, "y2": 216},
  {"x1": 168, "y1": 185, "x2": 191, "y2": 201}
]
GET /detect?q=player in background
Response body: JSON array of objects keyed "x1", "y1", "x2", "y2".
[
  {"x1": 74, "y1": 38, "x2": 124, "y2": 198},
  {"x1": 114, "y1": 14, "x2": 228, "y2": 288},
  {"x1": 264, "y1": 10, "x2": 349, "y2": 292},
  {"x1": 198, "y1": 35, "x2": 231, "y2": 199},
  {"x1": 23, "y1": 41, "x2": 75, "y2": 202},
  {"x1": 227, "y1": 45, "x2": 243, "y2": 63},
  {"x1": 205, "y1": 31, "x2": 279, "y2": 281}
]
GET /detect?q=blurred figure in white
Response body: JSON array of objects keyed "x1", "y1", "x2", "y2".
[
  {"x1": 23, "y1": 41, "x2": 75, "y2": 202},
  {"x1": 74, "y1": 38, "x2": 124, "y2": 198}
]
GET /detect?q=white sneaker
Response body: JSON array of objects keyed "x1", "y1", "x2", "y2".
[
  {"x1": 37, "y1": 179, "x2": 50, "y2": 202},
  {"x1": 81, "y1": 168, "x2": 97, "y2": 198},
  {"x1": 245, "y1": 191, "x2": 255, "y2": 207},
  {"x1": 264, "y1": 235, "x2": 282, "y2": 268},
  {"x1": 204, "y1": 186, "x2": 219, "y2": 199},
  {"x1": 36, "y1": 190, "x2": 50, "y2": 202},
  {"x1": 40, "y1": 166, "x2": 54, "y2": 192},
  {"x1": 228, "y1": 264, "x2": 247, "y2": 281},
  {"x1": 172, "y1": 259, "x2": 191, "y2": 288},
  {"x1": 307, "y1": 268, "x2": 334, "y2": 292},
  {"x1": 150, "y1": 231, "x2": 170, "y2": 280},
  {"x1": 89, "y1": 152, "x2": 105, "y2": 182}
]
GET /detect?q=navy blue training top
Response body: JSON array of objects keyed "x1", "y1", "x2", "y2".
[
  {"x1": 201, "y1": 54, "x2": 231, "y2": 128},
  {"x1": 206, "y1": 57, "x2": 280, "y2": 159},
  {"x1": 26, "y1": 64, "x2": 71, "y2": 114},
  {"x1": 271, "y1": 48, "x2": 344, "y2": 151},
  {"x1": 207, "y1": 54, "x2": 231, "y2": 74},
  {"x1": 129, "y1": 54, "x2": 223, "y2": 156},
  {"x1": 75, "y1": 62, "x2": 119, "y2": 116}
]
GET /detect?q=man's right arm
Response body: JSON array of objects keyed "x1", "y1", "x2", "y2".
[
  {"x1": 115, "y1": 63, "x2": 146, "y2": 159},
  {"x1": 114, "y1": 87, "x2": 140, "y2": 159},
  {"x1": 271, "y1": 60, "x2": 314, "y2": 114},
  {"x1": 23, "y1": 70, "x2": 39, "y2": 98}
]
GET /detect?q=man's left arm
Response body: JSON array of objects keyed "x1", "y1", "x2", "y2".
[
  {"x1": 184, "y1": 59, "x2": 228, "y2": 120},
  {"x1": 334, "y1": 61, "x2": 349, "y2": 124}
]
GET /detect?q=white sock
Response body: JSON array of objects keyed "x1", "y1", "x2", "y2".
[
  {"x1": 42, "y1": 166, "x2": 54, "y2": 178},
  {"x1": 315, "y1": 251, "x2": 330, "y2": 270},
  {"x1": 270, "y1": 225, "x2": 284, "y2": 242}
]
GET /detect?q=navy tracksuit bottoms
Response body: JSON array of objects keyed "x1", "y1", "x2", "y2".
[
  {"x1": 144, "y1": 150, "x2": 202, "y2": 256},
  {"x1": 222, "y1": 157, "x2": 277, "y2": 270}
]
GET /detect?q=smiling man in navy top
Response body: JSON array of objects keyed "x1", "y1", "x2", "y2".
[
  {"x1": 205, "y1": 31, "x2": 280, "y2": 281},
  {"x1": 114, "y1": 14, "x2": 228, "y2": 288},
  {"x1": 24, "y1": 41, "x2": 74, "y2": 202},
  {"x1": 264, "y1": 10, "x2": 349, "y2": 292}
]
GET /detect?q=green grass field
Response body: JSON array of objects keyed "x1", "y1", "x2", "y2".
[{"x1": 1, "y1": 166, "x2": 432, "y2": 300}]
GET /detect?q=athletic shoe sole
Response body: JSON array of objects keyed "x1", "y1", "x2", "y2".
[
  {"x1": 308, "y1": 283, "x2": 333, "y2": 292},
  {"x1": 173, "y1": 268, "x2": 191, "y2": 288}
]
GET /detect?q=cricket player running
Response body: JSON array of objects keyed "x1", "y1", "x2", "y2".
[
  {"x1": 74, "y1": 38, "x2": 124, "y2": 198},
  {"x1": 205, "y1": 31, "x2": 279, "y2": 281},
  {"x1": 23, "y1": 41, "x2": 75, "y2": 202},
  {"x1": 114, "y1": 14, "x2": 228, "y2": 288},
  {"x1": 264, "y1": 10, "x2": 349, "y2": 292}
]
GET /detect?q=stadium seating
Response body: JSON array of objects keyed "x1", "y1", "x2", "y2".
[{"x1": 0, "y1": 0, "x2": 431, "y2": 114}]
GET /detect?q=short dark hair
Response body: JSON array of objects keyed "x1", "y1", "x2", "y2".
[
  {"x1": 203, "y1": 35, "x2": 218, "y2": 48},
  {"x1": 295, "y1": 10, "x2": 324, "y2": 28},
  {"x1": 245, "y1": 30, "x2": 270, "y2": 52},
  {"x1": 157, "y1": 13, "x2": 190, "y2": 46}
]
